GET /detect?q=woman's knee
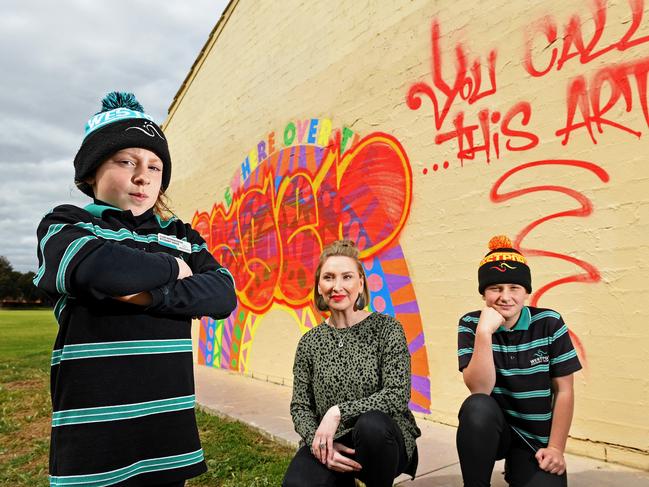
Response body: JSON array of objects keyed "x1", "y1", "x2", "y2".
[
  {"x1": 282, "y1": 461, "x2": 302, "y2": 487},
  {"x1": 282, "y1": 447, "x2": 322, "y2": 487},
  {"x1": 283, "y1": 464, "x2": 319, "y2": 487},
  {"x1": 281, "y1": 472, "x2": 298, "y2": 487},
  {"x1": 353, "y1": 410, "x2": 395, "y2": 443}
]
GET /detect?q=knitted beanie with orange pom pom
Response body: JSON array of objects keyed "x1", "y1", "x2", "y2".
[{"x1": 478, "y1": 235, "x2": 532, "y2": 294}]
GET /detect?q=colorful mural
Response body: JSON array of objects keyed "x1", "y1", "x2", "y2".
[{"x1": 192, "y1": 122, "x2": 432, "y2": 414}]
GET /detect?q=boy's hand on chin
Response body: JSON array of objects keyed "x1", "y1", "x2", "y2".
[{"x1": 478, "y1": 306, "x2": 505, "y2": 334}]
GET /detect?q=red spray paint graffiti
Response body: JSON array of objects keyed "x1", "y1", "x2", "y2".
[
  {"x1": 406, "y1": 20, "x2": 539, "y2": 164},
  {"x1": 409, "y1": 0, "x2": 649, "y2": 168},
  {"x1": 490, "y1": 160, "x2": 611, "y2": 364},
  {"x1": 405, "y1": 2, "x2": 641, "y2": 364},
  {"x1": 406, "y1": 19, "x2": 497, "y2": 131},
  {"x1": 522, "y1": 0, "x2": 649, "y2": 145},
  {"x1": 523, "y1": 0, "x2": 649, "y2": 77},
  {"x1": 557, "y1": 56, "x2": 649, "y2": 145}
]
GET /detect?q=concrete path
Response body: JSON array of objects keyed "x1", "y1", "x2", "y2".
[{"x1": 194, "y1": 365, "x2": 649, "y2": 486}]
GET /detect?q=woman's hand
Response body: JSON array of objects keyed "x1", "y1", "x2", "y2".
[
  {"x1": 176, "y1": 257, "x2": 193, "y2": 279},
  {"x1": 311, "y1": 406, "x2": 341, "y2": 464},
  {"x1": 535, "y1": 446, "x2": 566, "y2": 475},
  {"x1": 325, "y1": 443, "x2": 362, "y2": 473}
]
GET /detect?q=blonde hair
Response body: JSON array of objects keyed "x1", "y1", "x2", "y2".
[
  {"x1": 313, "y1": 239, "x2": 370, "y2": 312},
  {"x1": 153, "y1": 190, "x2": 174, "y2": 220}
]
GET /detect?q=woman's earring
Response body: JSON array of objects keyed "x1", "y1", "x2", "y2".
[
  {"x1": 316, "y1": 294, "x2": 329, "y2": 311},
  {"x1": 354, "y1": 293, "x2": 366, "y2": 311}
]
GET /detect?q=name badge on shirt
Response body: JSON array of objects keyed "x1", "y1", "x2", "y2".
[{"x1": 158, "y1": 233, "x2": 192, "y2": 254}]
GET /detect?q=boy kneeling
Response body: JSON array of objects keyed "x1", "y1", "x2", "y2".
[{"x1": 457, "y1": 236, "x2": 581, "y2": 487}]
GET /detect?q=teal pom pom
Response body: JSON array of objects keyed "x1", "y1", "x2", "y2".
[{"x1": 99, "y1": 92, "x2": 144, "y2": 113}]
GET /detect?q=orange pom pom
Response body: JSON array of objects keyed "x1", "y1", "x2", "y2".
[{"x1": 488, "y1": 235, "x2": 513, "y2": 250}]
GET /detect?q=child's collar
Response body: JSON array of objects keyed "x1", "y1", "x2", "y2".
[
  {"x1": 84, "y1": 199, "x2": 154, "y2": 223},
  {"x1": 495, "y1": 306, "x2": 531, "y2": 333},
  {"x1": 84, "y1": 200, "x2": 122, "y2": 218}
]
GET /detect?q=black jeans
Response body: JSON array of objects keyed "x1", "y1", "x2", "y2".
[
  {"x1": 283, "y1": 410, "x2": 409, "y2": 487},
  {"x1": 456, "y1": 394, "x2": 568, "y2": 487}
]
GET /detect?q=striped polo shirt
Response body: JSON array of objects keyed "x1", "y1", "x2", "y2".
[
  {"x1": 457, "y1": 306, "x2": 582, "y2": 449},
  {"x1": 35, "y1": 202, "x2": 236, "y2": 486}
]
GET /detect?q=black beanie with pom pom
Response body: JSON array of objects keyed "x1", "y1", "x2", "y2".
[
  {"x1": 73, "y1": 92, "x2": 171, "y2": 197},
  {"x1": 478, "y1": 235, "x2": 532, "y2": 295}
]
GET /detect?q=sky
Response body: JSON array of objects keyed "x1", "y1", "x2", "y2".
[{"x1": 0, "y1": 0, "x2": 229, "y2": 272}]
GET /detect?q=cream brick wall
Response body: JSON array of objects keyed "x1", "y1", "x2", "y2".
[{"x1": 164, "y1": 0, "x2": 649, "y2": 468}]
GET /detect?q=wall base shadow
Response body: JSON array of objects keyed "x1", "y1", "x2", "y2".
[{"x1": 396, "y1": 468, "x2": 649, "y2": 486}]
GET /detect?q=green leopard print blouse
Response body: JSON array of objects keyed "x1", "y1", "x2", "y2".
[{"x1": 290, "y1": 312, "x2": 421, "y2": 460}]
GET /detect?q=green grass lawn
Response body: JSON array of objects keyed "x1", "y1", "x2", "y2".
[{"x1": 0, "y1": 309, "x2": 293, "y2": 486}]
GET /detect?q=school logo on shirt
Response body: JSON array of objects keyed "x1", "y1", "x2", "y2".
[{"x1": 530, "y1": 349, "x2": 549, "y2": 366}]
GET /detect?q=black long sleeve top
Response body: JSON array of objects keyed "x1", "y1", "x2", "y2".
[{"x1": 34, "y1": 201, "x2": 236, "y2": 486}]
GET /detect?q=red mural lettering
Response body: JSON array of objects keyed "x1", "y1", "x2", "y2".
[
  {"x1": 557, "y1": 0, "x2": 608, "y2": 71},
  {"x1": 434, "y1": 103, "x2": 539, "y2": 163},
  {"x1": 412, "y1": 2, "x2": 649, "y2": 169},
  {"x1": 192, "y1": 133, "x2": 413, "y2": 314},
  {"x1": 524, "y1": 0, "x2": 649, "y2": 77},
  {"x1": 556, "y1": 57, "x2": 649, "y2": 144},
  {"x1": 523, "y1": 15, "x2": 558, "y2": 78},
  {"x1": 407, "y1": 19, "x2": 544, "y2": 164},
  {"x1": 275, "y1": 173, "x2": 321, "y2": 305},
  {"x1": 208, "y1": 205, "x2": 244, "y2": 292},
  {"x1": 501, "y1": 102, "x2": 539, "y2": 152},
  {"x1": 406, "y1": 20, "x2": 497, "y2": 131},
  {"x1": 237, "y1": 179, "x2": 282, "y2": 310}
]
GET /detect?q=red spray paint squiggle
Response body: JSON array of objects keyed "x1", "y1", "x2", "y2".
[{"x1": 490, "y1": 159, "x2": 611, "y2": 364}]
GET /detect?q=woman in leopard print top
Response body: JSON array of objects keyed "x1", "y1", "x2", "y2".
[{"x1": 282, "y1": 240, "x2": 420, "y2": 487}]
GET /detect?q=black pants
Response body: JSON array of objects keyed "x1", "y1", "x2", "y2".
[
  {"x1": 456, "y1": 394, "x2": 568, "y2": 487},
  {"x1": 283, "y1": 410, "x2": 409, "y2": 487}
]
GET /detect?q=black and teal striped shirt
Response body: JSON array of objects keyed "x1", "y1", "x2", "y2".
[
  {"x1": 457, "y1": 306, "x2": 582, "y2": 449},
  {"x1": 35, "y1": 202, "x2": 236, "y2": 486}
]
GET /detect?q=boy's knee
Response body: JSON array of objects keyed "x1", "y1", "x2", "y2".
[{"x1": 458, "y1": 393, "x2": 502, "y2": 428}]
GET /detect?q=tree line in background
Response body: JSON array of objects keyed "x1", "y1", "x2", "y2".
[{"x1": 0, "y1": 256, "x2": 46, "y2": 304}]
